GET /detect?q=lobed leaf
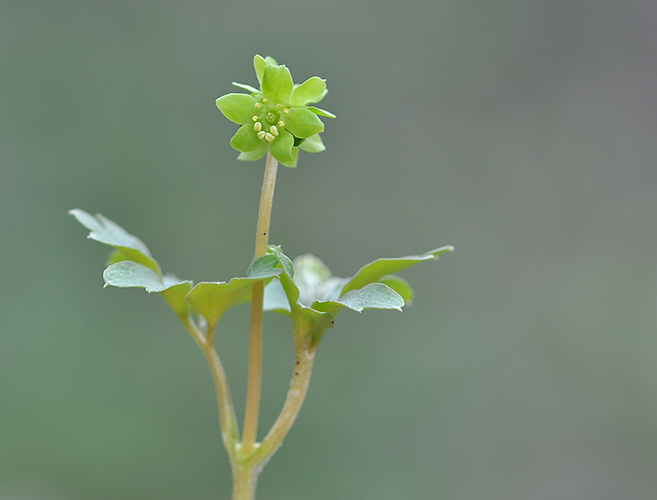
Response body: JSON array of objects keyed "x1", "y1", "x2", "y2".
[
  {"x1": 262, "y1": 245, "x2": 453, "y2": 337},
  {"x1": 69, "y1": 209, "x2": 161, "y2": 274},
  {"x1": 340, "y1": 246, "x2": 454, "y2": 297},
  {"x1": 103, "y1": 260, "x2": 191, "y2": 293},
  {"x1": 379, "y1": 275, "x2": 415, "y2": 304},
  {"x1": 313, "y1": 283, "x2": 404, "y2": 314},
  {"x1": 186, "y1": 255, "x2": 282, "y2": 331}
]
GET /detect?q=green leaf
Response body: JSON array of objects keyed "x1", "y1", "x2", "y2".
[
  {"x1": 298, "y1": 134, "x2": 325, "y2": 153},
  {"x1": 261, "y1": 64, "x2": 294, "y2": 103},
  {"x1": 161, "y1": 279, "x2": 193, "y2": 317},
  {"x1": 291, "y1": 77, "x2": 326, "y2": 106},
  {"x1": 293, "y1": 254, "x2": 347, "y2": 306},
  {"x1": 247, "y1": 253, "x2": 280, "y2": 278},
  {"x1": 103, "y1": 261, "x2": 190, "y2": 293},
  {"x1": 263, "y1": 280, "x2": 291, "y2": 314},
  {"x1": 308, "y1": 106, "x2": 336, "y2": 118},
  {"x1": 340, "y1": 246, "x2": 454, "y2": 296},
  {"x1": 69, "y1": 209, "x2": 161, "y2": 275},
  {"x1": 314, "y1": 283, "x2": 404, "y2": 313},
  {"x1": 285, "y1": 108, "x2": 324, "y2": 138},
  {"x1": 268, "y1": 246, "x2": 299, "y2": 307},
  {"x1": 216, "y1": 94, "x2": 258, "y2": 124},
  {"x1": 186, "y1": 256, "x2": 282, "y2": 331},
  {"x1": 263, "y1": 246, "x2": 452, "y2": 340},
  {"x1": 230, "y1": 124, "x2": 262, "y2": 152},
  {"x1": 379, "y1": 275, "x2": 415, "y2": 304}
]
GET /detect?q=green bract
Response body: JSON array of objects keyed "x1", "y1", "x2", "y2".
[{"x1": 216, "y1": 55, "x2": 335, "y2": 168}]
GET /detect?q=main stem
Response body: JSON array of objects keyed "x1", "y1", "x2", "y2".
[{"x1": 242, "y1": 152, "x2": 279, "y2": 454}]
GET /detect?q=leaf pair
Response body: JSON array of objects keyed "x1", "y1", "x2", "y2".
[
  {"x1": 262, "y1": 245, "x2": 453, "y2": 337},
  {"x1": 70, "y1": 209, "x2": 453, "y2": 338}
]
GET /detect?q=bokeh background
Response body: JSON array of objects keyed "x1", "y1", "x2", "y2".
[{"x1": 2, "y1": 1, "x2": 657, "y2": 498}]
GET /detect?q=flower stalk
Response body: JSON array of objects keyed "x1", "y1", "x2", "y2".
[{"x1": 243, "y1": 151, "x2": 279, "y2": 453}]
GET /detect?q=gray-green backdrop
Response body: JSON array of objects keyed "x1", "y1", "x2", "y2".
[{"x1": 2, "y1": 1, "x2": 657, "y2": 498}]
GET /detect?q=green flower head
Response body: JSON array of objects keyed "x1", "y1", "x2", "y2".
[{"x1": 216, "y1": 55, "x2": 335, "y2": 168}]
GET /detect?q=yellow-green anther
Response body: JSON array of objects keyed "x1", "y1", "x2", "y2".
[
  {"x1": 265, "y1": 132, "x2": 275, "y2": 142},
  {"x1": 252, "y1": 115, "x2": 259, "y2": 122},
  {"x1": 283, "y1": 108, "x2": 289, "y2": 114},
  {"x1": 254, "y1": 122, "x2": 262, "y2": 132},
  {"x1": 278, "y1": 120, "x2": 285, "y2": 128},
  {"x1": 262, "y1": 98, "x2": 268, "y2": 103},
  {"x1": 270, "y1": 125, "x2": 279, "y2": 136},
  {"x1": 257, "y1": 131, "x2": 266, "y2": 140},
  {"x1": 276, "y1": 103, "x2": 282, "y2": 108}
]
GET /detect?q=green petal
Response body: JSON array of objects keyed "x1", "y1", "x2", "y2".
[
  {"x1": 279, "y1": 147, "x2": 299, "y2": 168},
  {"x1": 237, "y1": 142, "x2": 268, "y2": 161},
  {"x1": 232, "y1": 82, "x2": 260, "y2": 93},
  {"x1": 268, "y1": 129, "x2": 295, "y2": 165},
  {"x1": 261, "y1": 64, "x2": 294, "y2": 103},
  {"x1": 285, "y1": 108, "x2": 325, "y2": 138},
  {"x1": 298, "y1": 133, "x2": 325, "y2": 153},
  {"x1": 254, "y1": 54, "x2": 267, "y2": 85},
  {"x1": 291, "y1": 77, "x2": 326, "y2": 106},
  {"x1": 309, "y1": 89, "x2": 328, "y2": 104},
  {"x1": 308, "y1": 106, "x2": 336, "y2": 118},
  {"x1": 216, "y1": 93, "x2": 258, "y2": 124},
  {"x1": 230, "y1": 124, "x2": 262, "y2": 152}
]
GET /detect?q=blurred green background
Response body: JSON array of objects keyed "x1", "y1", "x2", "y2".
[{"x1": 2, "y1": 1, "x2": 657, "y2": 498}]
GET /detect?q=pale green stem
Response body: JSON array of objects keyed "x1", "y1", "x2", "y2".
[
  {"x1": 231, "y1": 330, "x2": 321, "y2": 500},
  {"x1": 243, "y1": 152, "x2": 279, "y2": 454},
  {"x1": 180, "y1": 317, "x2": 240, "y2": 458},
  {"x1": 231, "y1": 462, "x2": 258, "y2": 500},
  {"x1": 255, "y1": 339, "x2": 318, "y2": 462}
]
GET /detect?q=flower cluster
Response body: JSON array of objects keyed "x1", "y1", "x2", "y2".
[{"x1": 216, "y1": 55, "x2": 334, "y2": 168}]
